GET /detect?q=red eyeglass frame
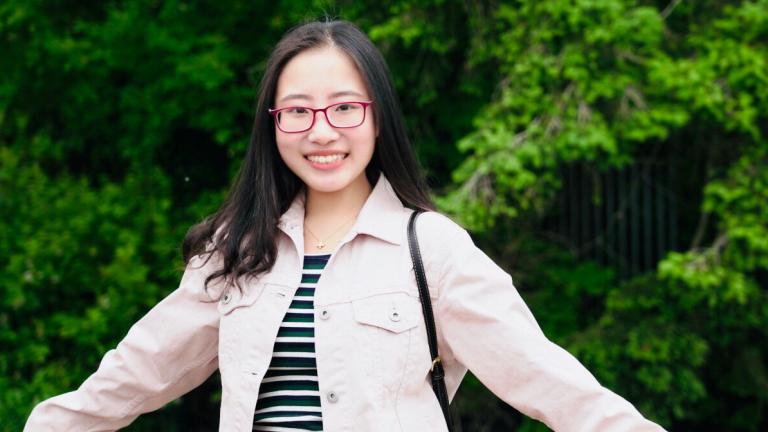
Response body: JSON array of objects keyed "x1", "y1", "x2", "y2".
[{"x1": 267, "y1": 100, "x2": 374, "y2": 133}]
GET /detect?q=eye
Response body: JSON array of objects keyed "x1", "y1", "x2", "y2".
[
  {"x1": 333, "y1": 103, "x2": 361, "y2": 112},
  {"x1": 285, "y1": 107, "x2": 309, "y2": 115}
]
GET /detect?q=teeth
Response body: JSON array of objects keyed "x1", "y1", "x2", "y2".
[{"x1": 307, "y1": 154, "x2": 346, "y2": 164}]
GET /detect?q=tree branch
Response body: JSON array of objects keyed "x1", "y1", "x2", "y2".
[{"x1": 661, "y1": 0, "x2": 683, "y2": 20}]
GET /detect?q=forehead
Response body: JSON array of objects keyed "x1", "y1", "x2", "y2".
[{"x1": 275, "y1": 46, "x2": 369, "y2": 103}]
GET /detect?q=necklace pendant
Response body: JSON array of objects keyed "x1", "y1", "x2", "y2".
[{"x1": 316, "y1": 241, "x2": 326, "y2": 249}]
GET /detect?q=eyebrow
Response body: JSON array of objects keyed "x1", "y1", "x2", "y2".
[{"x1": 277, "y1": 90, "x2": 367, "y2": 103}]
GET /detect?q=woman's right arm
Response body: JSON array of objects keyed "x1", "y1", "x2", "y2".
[{"x1": 24, "y1": 254, "x2": 222, "y2": 432}]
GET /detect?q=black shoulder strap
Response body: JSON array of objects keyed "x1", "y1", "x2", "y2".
[{"x1": 407, "y1": 210, "x2": 455, "y2": 431}]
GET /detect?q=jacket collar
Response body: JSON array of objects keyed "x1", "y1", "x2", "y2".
[{"x1": 278, "y1": 173, "x2": 407, "y2": 246}]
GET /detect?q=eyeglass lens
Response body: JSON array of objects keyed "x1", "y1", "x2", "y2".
[{"x1": 276, "y1": 102, "x2": 366, "y2": 132}]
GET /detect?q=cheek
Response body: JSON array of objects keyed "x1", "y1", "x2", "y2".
[
  {"x1": 353, "y1": 123, "x2": 377, "y2": 155},
  {"x1": 275, "y1": 135, "x2": 299, "y2": 159}
]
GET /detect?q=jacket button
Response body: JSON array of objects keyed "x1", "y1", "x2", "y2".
[
  {"x1": 326, "y1": 391, "x2": 339, "y2": 403},
  {"x1": 389, "y1": 308, "x2": 401, "y2": 322},
  {"x1": 319, "y1": 309, "x2": 331, "y2": 320}
]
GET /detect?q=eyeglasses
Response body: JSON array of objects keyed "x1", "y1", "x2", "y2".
[{"x1": 268, "y1": 101, "x2": 373, "y2": 133}]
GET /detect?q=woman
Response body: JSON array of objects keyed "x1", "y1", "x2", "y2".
[{"x1": 25, "y1": 20, "x2": 665, "y2": 431}]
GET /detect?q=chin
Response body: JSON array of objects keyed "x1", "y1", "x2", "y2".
[
  {"x1": 303, "y1": 170, "x2": 370, "y2": 195},
  {"x1": 303, "y1": 178, "x2": 351, "y2": 194}
]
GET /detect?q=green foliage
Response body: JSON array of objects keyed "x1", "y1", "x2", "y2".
[
  {"x1": 652, "y1": 143, "x2": 768, "y2": 428},
  {"x1": 438, "y1": 0, "x2": 768, "y2": 430},
  {"x1": 567, "y1": 274, "x2": 711, "y2": 424},
  {"x1": 0, "y1": 147, "x2": 177, "y2": 427},
  {"x1": 440, "y1": 0, "x2": 684, "y2": 230},
  {"x1": 2, "y1": 0, "x2": 767, "y2": 430}
]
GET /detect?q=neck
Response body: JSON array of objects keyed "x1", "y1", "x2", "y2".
[
  {"x1": 302, "y1": 175, "x2": 373, "y2": 254},
  {"x1": 304, "y1": 175, "x2": 373, "y2": 222}
]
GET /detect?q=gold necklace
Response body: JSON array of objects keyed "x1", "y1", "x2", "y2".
[{"x1": 304, "y1": 214, "x2": 358, "y2": 250}]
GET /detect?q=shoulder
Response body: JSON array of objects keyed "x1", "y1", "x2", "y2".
[
  {"x1": 412, "y1": 210, "x2": 472, "y2": 246},
  {"x1": 409, "y1": 210, "x2": 476, "y2": 269}
]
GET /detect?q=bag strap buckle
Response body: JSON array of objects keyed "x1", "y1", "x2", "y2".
[{"x1": 431, "y1": 356, "x2": 442, "y2": 372}]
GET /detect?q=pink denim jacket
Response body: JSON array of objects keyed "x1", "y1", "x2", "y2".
[{"x1": 25, "y1": 175, "x2": 665, "y2": 431}]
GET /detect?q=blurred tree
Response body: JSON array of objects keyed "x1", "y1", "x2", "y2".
[
  {"x1": 439, "y1": 0, "x2": 768, "y2": 430},
  {"x1": 2, "y1": 0, "x2": 766, "y2": 430}
]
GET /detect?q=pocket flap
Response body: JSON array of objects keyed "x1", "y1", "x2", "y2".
[
  {"x1": 217, "y1": 284, "x2": 262, "y2": 315},
  {"x1": 352, "y1": 293, "x2": 421, "y2": 333}
]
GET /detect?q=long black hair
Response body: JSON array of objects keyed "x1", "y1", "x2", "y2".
[{"x1": 182, "y1": 19, "x2": 434, "y2": 293}]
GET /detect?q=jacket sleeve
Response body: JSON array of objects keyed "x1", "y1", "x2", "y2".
[
  {"x1": 433, "y1": 220, "x2": 666, "y2": 432},
  {"x1": 24, "y1": 254, "x2": 222, "y2": 432}
]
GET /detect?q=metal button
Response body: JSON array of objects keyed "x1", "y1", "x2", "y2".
[
  {"x1": 320, "y1": 309, "x2": 331, "y2": 320},
  {"x1": 326, "y1": 391, "x2": 339, "y2": 403},
  {"x1": 389, "y1": 308, "x2": 401, "y2": 322}
]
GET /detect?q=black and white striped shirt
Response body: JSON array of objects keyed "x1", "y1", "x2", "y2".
[{"x1": 253, "y1": 253, "x2": 330, "y2": 432}]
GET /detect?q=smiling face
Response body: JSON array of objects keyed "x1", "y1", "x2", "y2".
[{"x1": 273, "y1": 46, "x2": 376, "y2": 196}]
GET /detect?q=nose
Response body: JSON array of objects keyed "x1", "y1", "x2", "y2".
[{"x1": 308, "y1": 110, "x2": 340, "y2": 144}]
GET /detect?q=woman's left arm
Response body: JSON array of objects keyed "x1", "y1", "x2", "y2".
[{"x1": 430, "y1": 219, "x2": 665, "y2": 432}]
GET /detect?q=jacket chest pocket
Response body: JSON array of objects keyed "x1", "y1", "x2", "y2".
[{"x1": 351, "y1": 292, "x2": 422, "y2": 394}]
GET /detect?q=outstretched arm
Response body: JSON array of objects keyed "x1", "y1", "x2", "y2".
[
  {"x1": 432, "y1": 220, "x2": 665, "y2": 432},
  {"x1": 24, "y1": 254, "x2": 221, "y2": 432}
]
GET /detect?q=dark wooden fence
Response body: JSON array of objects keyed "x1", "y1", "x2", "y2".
[{"x1": 556, "y1": 161, "x2": 680, "y2": 279}]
